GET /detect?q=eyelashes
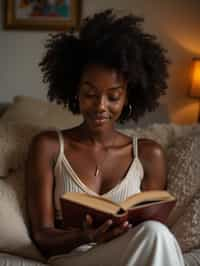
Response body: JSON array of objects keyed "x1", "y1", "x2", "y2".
[{"x1": 83, "y1": 92, "x2": 121, "y2": 101}]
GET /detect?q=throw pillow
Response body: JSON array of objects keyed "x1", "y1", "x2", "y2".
[
  {"x1": 166, "y1": 135, "x2": 200, "y2": 227},
  {"x1": 0, "y1": 169, "x2": 46, "y2": 261},
  {"x1": 166, "y1": 135, "x2": 200, "y2": 252},
  {"x1": 1, "y1": 95, "x2": 82, "y2": 129},
  {"x1": 0, "y1": 122, "x2": 42, "y2": 176},
  {"x1": 120, "y1": 123, "x2": 174, "y2": 149},
  {"x1": 171, "y1": 191, "x2": 200, "y2": 253}
]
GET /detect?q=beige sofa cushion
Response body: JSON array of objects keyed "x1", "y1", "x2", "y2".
[
  {"x1": 166, "y1": 135, "x2": 200, "y2": 252},
  {"x1": 171, "y1": 192, "x2": 200, "y2": 253},
  {"x1": 0, "y1": 122, "x2": 42, "y2": 176},
  {"x1": 1, "y1": 95, "x2": 82, "y2": 129},
  {"x1": 167, "y1": 135, "x2": 200, "y2": 225},
  {"x1": 0, "y1": 169, "x2": 46, "y2": 262}
]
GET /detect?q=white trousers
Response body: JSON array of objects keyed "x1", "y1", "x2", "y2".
[{"x1": 49, "y1": 221, "x2": 185, "y2": 266}]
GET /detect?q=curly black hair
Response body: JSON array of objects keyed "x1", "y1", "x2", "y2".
[{"x1": 39, "y1": 9, "x2": 169, "y2": 123}]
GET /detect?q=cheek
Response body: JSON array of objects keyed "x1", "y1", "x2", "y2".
[
  {"x1": 110, "y1": 101, "x2": 126, "y2": 116},
  {"x1": 114, "y1": 95, "x2": 127, "y2": 110}
]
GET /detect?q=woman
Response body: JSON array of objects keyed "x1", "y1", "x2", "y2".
[{"x1": 27, "y1": 9, "x2": 184, "y2": 266}]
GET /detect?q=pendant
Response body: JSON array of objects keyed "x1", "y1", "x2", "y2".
[{"x1": 95, "y1": 166, "x2": 100, "y2": 177}]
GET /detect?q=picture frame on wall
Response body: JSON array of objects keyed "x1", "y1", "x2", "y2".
[{"x1": 5, "y1": 0, "x2": 81, "y2": 31}]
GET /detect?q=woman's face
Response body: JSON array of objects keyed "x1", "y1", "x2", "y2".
[{"x1": 78, "y1": 65, "x2": 127, "y2": 129}]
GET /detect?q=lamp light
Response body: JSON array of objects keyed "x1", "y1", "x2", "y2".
[
  {"x1": 190, "y1": 58, "x2": 200, "y2": 97},
  {"x1": 189, "y1": 57, "x2": 200, "y2": 122}
]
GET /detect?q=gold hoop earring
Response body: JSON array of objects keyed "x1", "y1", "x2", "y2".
[{"x1": 127, "y1": 104, "x2": 133, "y2": 118}]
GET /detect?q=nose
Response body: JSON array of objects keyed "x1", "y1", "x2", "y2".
[{"x1": 96, "y1": 95, "x2": 107, "y2": 112}]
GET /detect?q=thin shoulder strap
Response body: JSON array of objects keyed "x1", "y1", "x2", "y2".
[
  {"x1": 54, "y1": 130, "x2": 64, "y2": 177},
  {"x1": 56, "y1": 130, "x2": 64, "y2": 156},
  {"x1": 133, "y1": 136, "x2": 138, "y2": 158}
]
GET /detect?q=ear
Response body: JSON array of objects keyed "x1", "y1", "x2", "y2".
[
  {"x1": 124, "y1": 89, "x2": 128, "y2": 106},
  {"x1": 125, "y1": 96, "x2": 128, "y2": 106},
  {"x1": 123, "y1": 80, "x2": 128, "y2": 106}
]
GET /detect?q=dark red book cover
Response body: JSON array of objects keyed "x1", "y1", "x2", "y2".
[{"x1": 127, "y1": 200, "x2": 176, "y2": 226}]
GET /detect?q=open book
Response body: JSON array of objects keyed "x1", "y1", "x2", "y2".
[{"x1": 60, "y1": 190, "x2": 176, "y2": 229}]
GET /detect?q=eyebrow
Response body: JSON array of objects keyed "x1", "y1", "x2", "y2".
[{"x1": 81, "y1": 81, "x2": 123, "y2": 91}]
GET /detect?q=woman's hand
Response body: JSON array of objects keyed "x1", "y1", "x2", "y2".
[{"x1": 82, "y1": 214, "x2": 132, "y2": 244}]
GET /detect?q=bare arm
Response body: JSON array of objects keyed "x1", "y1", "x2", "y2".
[
  {"x1": 26, "y1": 132, "x2": 128, "y2": 258},
  {"x1": 139, "y1": 139, "x2": 167, "y2": 191},
  {"x1": 26, "y1": 132, "x2": 87, "y2": 257}
]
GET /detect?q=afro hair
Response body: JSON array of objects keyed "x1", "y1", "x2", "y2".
[{"x1": 39, "y1": 9, "x2": 169, "y2": 123}]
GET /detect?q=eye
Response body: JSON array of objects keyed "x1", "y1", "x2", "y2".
[{"x1": 108, "y1": 94, "x2": 121, "y2": 101}]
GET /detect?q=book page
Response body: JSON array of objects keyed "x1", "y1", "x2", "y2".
[
  {"x1": 119, "y1": 190, "x2": 175, "y2": 210},
  {"x1": 61, "y1": 192, "x2": 121, "y2": 214}
]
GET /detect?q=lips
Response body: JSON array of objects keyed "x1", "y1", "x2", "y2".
[
  {"x1": 94, "y1": 116, "x2": 109, "y2": 120},
  {"x1": 91, "y1": 114, "x2": 110, "y2": 125}
]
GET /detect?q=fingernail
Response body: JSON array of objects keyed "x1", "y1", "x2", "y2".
[
  {"x1": 108, "y1": 219, "x2": 113, "y2": 225},
  {"x1": 123, "y1": 221, "x2": 129, "y2": 227},
  {"x1": 128, "y1": 224, "x2": 132, "y2": 229}
]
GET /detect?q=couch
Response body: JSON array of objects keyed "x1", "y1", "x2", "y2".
[{"x1": 0, "y1": 95, "x2": 200, "y2": 266}]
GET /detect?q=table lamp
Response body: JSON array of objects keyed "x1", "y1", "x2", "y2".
[{"x1": 189, "y1": 58, "x2": 200, "y2": 122}]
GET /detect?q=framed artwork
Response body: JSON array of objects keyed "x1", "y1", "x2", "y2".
[{"x1": 5, "y1": 0, "x2": 81, "y2": 31}]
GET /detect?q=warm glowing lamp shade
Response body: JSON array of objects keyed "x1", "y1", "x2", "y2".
[{"x1": 190, "y1": 58, "x2": 200, "y2": 97}]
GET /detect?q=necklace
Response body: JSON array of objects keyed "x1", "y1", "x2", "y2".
[{"x1": 94, "y1": 138, "x2": 115, "y2": 177}]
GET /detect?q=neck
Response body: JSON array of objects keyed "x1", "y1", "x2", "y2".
[{"x1": 79, "y1": 122, "x2": 116, "y2": 147}]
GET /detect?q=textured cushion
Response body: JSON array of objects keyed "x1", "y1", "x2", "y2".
[
  {"x1": 1, "y1": 95, "x2": 82, "y2": 129},
  {"x1": 121, "y1": 123, "x2": 200, "y2": 149},
  {"x1": 0, "y1": 169, "x2": 46, "y2": 262},
  {"x1": 166, "y1": 135, "x2": 200, "y2": 252},
  {"x1": 172, "y1": 192, "x2": 200, "y2": 253},
  {"x1": 0, "y1": 122, "x2": 42, "y2": 176},
  {"x1": 167, "y1": 135, "x2": 200, "y2": 225}
]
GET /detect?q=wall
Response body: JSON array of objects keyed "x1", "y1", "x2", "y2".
[
  {"x1": 0, "y1": 0, "x2": 200, "y2": 123},
  {"x1": 0, "y1": 0, "x2": 133, "y2": 103},
  {"x1": 128, "y1": 0, "x2": 200, "y2": 123}
]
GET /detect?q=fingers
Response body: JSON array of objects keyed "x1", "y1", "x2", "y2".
[
  {"x1": 111, "y1": 221, "x2": 130, "y2": 237},
  {"x1": 96, "y1": 220, "x2": 132, "y2": 244},
  {"x1": 82, "y1": 214, "x2": 132, "y2": 244},
  {"x1": 84, "y1": 218, "x2": 114, "y2": 243},
  {"x1": 85, "y1": 214, "x2": 93, "y2": 225},
  {"x1": 104, "y1": 221, "x2": 130, "y2": 242},
  {"x1": 95, "y1": 219, "x2": 113, "y2": 235}
]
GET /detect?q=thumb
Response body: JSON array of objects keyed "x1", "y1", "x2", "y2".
[{"x1": 85, "y1": 214, "x2": 93, "y2": 225}]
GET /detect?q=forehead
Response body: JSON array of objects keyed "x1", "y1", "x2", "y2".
[{"x1": 80, "y1": 65, "x2": 126, "y2": 88}]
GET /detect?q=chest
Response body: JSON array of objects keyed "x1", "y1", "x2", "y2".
[{"x1": 63, "y1": 143, "x2": 134, "y2": 195}]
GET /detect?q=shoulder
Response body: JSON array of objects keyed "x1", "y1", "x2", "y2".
[
  {"x1": 138, "y1": 138, "x2": 165, "y2": 162},
  {"x1": 28, "y1": 130, "x2": 60, "y2": 162},
  {"x1": 138, "y1": 138, "x2": 167, "y2": 190},
  {"x1": 31, "y1": 130, "x2": 59, "y2": 148}
]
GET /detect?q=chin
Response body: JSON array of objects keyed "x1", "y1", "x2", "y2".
[{"x1": 87, "y1": 118, "x2": 114, "y2": 130}]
